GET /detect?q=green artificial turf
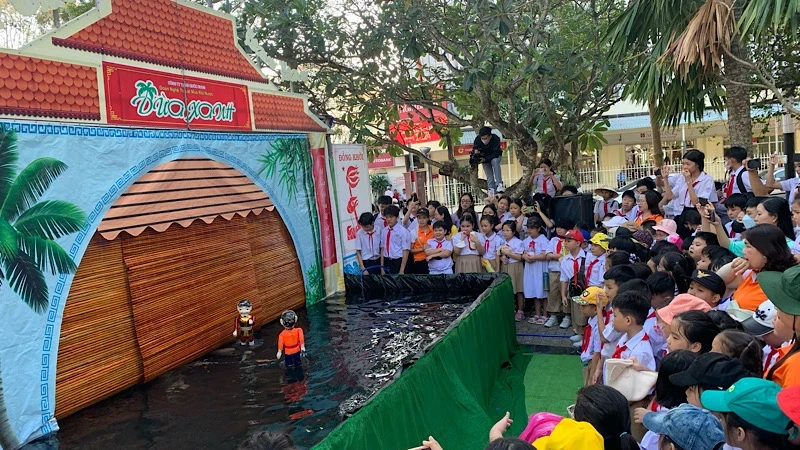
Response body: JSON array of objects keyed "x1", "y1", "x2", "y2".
[{"x1": 522, "y1": 353, "x2": 584, "y2": 417}]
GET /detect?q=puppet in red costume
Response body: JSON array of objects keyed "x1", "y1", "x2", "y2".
[
  {"x1": 233, "y1": 299, "x2": 255, "y2": 346},
  {"x1": 277, "y1": 310, "x2": 306, "y2": 367}
]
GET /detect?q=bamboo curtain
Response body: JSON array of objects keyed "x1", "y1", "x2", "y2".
[
  {"x1": 56, "y1": 210, "x2": 306, "y2": 416},
  {"x1": 55, "y1": 234, "x2": 142, "y2": 418}
]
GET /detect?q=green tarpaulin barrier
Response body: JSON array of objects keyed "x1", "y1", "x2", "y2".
[{"x1": 313, "y1": 276, "x2": 522, "y2": 450}]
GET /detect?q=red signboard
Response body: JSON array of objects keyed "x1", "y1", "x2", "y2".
[
  {"x1": 103, "y1": 62, "x2": 251, "y2": 130},
  {"x1": 368, "y1": 153, "x2": 397, "y2": 169},
  {"x1": 390, "y1": 104, "x2": 448, "y2": 145},
  {"x1": 454, "y1": 141, "x2": 508, "y2": 158}
]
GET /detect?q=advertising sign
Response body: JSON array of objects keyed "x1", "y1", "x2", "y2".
[
  {"x1": 103, "y1": 62, "x2": 251, "y2": 130},
  {"x1": 332, "y1": 144, "x2": 371, "y2": 274},
  {"x1": 368, "y1": 152, "x2": 396, "y2": 169},
  {"x1": 390, "y1": 104, "x2": 448, "y2": 145}
]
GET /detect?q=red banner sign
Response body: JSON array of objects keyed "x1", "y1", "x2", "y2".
[
  {"x1": 103, "y1": 62, "x2": 251, "y2": 130},
  {"x1": 390, "y1": 104, "x2": 448, "y2": 145},
  {"x1": 454, "y1": 141, "x2": 508, "y2": 158},
  {"x1": 368, "y1": 153, "x2": 396, "y2": 169}
]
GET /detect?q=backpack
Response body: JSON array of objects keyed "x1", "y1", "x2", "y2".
[
  {"x1": 567, "y1": 256, "x2": 587, "y2": 298},
  {"x1": 735, "y1": 170, "x2": 755, "y2": 200}
]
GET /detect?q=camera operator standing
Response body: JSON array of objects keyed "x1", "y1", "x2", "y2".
[{"x1": 471, "y1": 126, "x2": 504, "y2": 195}]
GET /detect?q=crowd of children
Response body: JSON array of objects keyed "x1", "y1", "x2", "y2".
[{"x1": 351, "y1": 148, "x2": 800, "y2": 450}]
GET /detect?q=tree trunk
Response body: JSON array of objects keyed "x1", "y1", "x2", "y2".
[
  {"x1": 725, "y1": 5, "x2": 753, "y2": 153},
  {"x1": 649, "y1": 100, "x2": 664, "y2": 167},
  {"x1": 0, "y1": 357, "x2": 21, "y2": 450},
  {"x1": 504, "y1": 138, "x2": 539, "y2": 198},
  {"x1": 52, "y1": 9, "x2": 60, "y2": 28}
]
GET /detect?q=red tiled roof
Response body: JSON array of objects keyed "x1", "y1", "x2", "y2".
[
  {"x1": 252, "y1": 93, "x2": 326, "y2": 132},
  {"x1": 0, "y1": 52, "x2": 100, "y2": 120},
  {"x1": 53, "y1": 0, "x2": 265, "y2": 83}
]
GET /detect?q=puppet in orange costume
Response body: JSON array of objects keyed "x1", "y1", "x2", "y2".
[{"x1": 277, "y1": 310, "x2": 306, "y2": 367}]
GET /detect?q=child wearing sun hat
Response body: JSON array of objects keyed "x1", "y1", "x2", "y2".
[
  {"x1": 701, "y1": 377, "x2": 792, "y2": 449},
  {"x1": 573, "y1": 287, "x2": 608, "y2": 386},
  {"x1": 641, "y1": 403, "x2": 725, "y2": 450}
]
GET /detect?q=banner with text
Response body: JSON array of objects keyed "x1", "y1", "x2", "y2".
[
  {"x1": 332, "y1": 144, "x2": 371, "y2": 274},
  {"x1": 104, "y1": 62, "x2": 252, "y2": 131}
]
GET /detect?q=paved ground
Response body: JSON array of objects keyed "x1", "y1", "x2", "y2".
[{"x1": 515, "y1": 314, "x2": 579, "y2": 355}]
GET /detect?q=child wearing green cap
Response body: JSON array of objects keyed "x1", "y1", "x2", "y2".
[{"x1": 701, "y1": 377, "x2": 792, "y2": 450}]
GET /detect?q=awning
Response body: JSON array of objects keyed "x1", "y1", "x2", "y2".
[{"x1": 98, "y1": 158, "x2": 274, "y2": 240}]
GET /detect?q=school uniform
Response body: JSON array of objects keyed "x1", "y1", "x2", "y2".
[
  {"x1": 644, "y1": 308, "x2": 668, "y2": 365},
  {"x1": 721, "y1": 165, "x2": 756, "y2": 198},
  {"x1": 482, "y1": 232, "x2": 503, "y2": 272},
  {"x1": 546, "y1": 237, "x2": 566, "y2": 313},
  {"x1": 791, "y1": 235, "x2": 800, "y2": 256},
  {"x1": 427, "y1": 238, "x2": 454, "y2": 274},
  {"x1": 781, "y1": 177, "x2": 800, "y2": 205},
  {"x1": 355, "y1": 228, "x2": 382, "y2": 275},
  {"x1": 580, "y1": 315, "x2": 602, "y2": 385},
  {"x1": 613, "y1": 206, "x2": 639, "y2": 222},
  {"x1": 607, "y1": 329, "x2": 656, "y2": 370},
  {"x1": 763, "y1": 344, "x2": 784, "y2": 374},
  {"x1": 381, "y1": 224, "x2": 411, "y2": 274},
  {"x1": 559, "y1": 250, "x2": 587, "y2": 293},
  {"x1": 724, "y1": 221, "x2": 742, "y2": 241},
  {"x1": 452, "y1": 232, "x2": 485, "y2": 273},
  {"x1": 499, "y1": 237, "x2": 525, "y2": 293},
  {"x1": 601, "y1": 307, "x2": 625, "y2": 359},
  {"x1": 533, "y1": 174, "x2": 560, "y2": 196},
  {"x1": 584, "y1": 254, "x2": 606, "y2": 288},
  {"x1": 594, "y1": 199, "x2": 620, "y2": 219},
  {"x1": 560, "y1": 249, "x2": 588, "y2": 327},
  {"x1": 667, "y1": 171, "x2": 718, "y2": 216},
  {"x1": 522, "y1": 235, "x2": 549, "y2": 298},
  {"x1": 374, "y1": 212, "x2": 387, "y2": 235}
]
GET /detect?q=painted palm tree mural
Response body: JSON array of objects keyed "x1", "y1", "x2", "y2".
[
  {"x1": 0, "y1": 129, "x2": 86, "y2": 449},
  {"x1": 257, "y1": 138, "x2": 324, "y2": 302}
]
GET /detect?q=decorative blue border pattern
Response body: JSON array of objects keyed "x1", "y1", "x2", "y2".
[{"x1": 0, "y1": 122, "x2": 309, "y2": 435}]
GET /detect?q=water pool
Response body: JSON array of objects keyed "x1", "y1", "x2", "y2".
[{"x1": 55, "y1": 292, "x2": 477, "y2": 449}]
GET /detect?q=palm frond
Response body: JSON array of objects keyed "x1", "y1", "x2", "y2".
[
  {"x1": 660, "y1": 0, "x2": 735, "y2": 79},
  {"x1": 18, "y1": 235, "x2": 77, "y2": 276},
  {"x1": 0, "y1": 219, "x2": 17, "y2": 262},
  {"x1": 13, "y1": 200, "x2": 86, "y2": 240},
  {"x1": 0, "y1": 129, "x2": 19, "y2": 198},
  {"x1": 1, "y1": 157, "x2": 69, "y2": 222},
  {"x1": 4, "y1": 250, "x2": 48, "y2": 314},
  {"x1": 740, "y1": 0, "x2": 800, "y2": 39}
]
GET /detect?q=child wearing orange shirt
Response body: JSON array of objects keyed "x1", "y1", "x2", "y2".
[{"x1": 277, "y1": 310, "x2": 306, "y2": 367}]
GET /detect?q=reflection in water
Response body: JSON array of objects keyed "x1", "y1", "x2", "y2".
[{"x1": 56, "y1": 293, "x2": 473, "y2": 449}]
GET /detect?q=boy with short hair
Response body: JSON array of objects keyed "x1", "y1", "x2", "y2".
[
  {"x1": 380, "y1": 205, "x2": 411, "y2": 275},
  {"x1": 686, "y1": 269, "x2": 727, "y2": 310},
  {"x1": 593, "y1": 187, "x2": 620, "y2": 224},
  {"x1": 559, "y1": 230, "x2": 587, "y2": 330},
  {"x1": 592, "y1": 265, "x2": 636, "y2": 384},
  {"x1": 646, "y1": 272, "x2": 675, "y2": 310},
  {"x1": 572, "y1": 287, "x2": 606, "y2": 386},
  {"x1": 375, "y1": 195, "x2": 393, "y2": 233},
  {"x1": 355, "y1": 212, "x2": 383, "y2": 275},
  {"x1": 613, "y1": 190, "x2": 639, "y2": 222},
  {"x1": 723, "y1": 193, "x2": 747, "y2": 240},
  {"x1": 544, "y1": 219, "x2": 574, "y2": 328},
  {"x1": 605, "y1": 290, "x2": 655, "y2": 373}
]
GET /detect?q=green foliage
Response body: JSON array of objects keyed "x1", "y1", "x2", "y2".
[
  {"x1": 304, "y1": 263, "x2": 324, "y2": 303},
  {"x1": 239, "y1": 0, "x2": 631, "y2": 181},
  {"x1": 369, "y1": 173, "x2": 390, "y2": 200},
  {"x1": 740, "y1": 0, "x2": 800, "y2": 40},
  {"x1": 577, "y1": 120, "x2": 610, "y2": 153},
  {"x1": 0, "y1": 129, "x2": 86, "y2": 313}
]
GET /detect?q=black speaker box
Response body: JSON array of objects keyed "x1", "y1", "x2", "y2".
[{"x1": 549, "y1": 194, "x2": 595, "y2": 227}]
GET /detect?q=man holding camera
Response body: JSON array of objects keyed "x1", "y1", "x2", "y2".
[{"x1": 471, "y1": 126, "x2": 504, "y2": 195}]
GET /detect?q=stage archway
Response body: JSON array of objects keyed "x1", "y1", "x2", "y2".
[{"x1": 54, "y1": 158, "x2": 305, "y2": 418}]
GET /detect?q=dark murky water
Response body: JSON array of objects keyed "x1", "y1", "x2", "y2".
[{"x1": 56, "y1": 293, "x2": 475, "y2": 449}]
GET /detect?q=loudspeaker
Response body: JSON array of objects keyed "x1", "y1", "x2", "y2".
[{"x1": 549, "y1": 194, "x2": 595, "y2": 228}]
